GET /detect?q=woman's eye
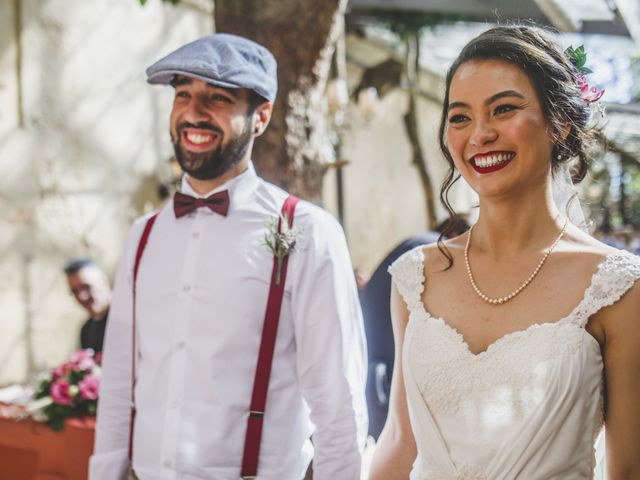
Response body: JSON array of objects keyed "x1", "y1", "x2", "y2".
[
  {"x1": 449, "y1": 114, "x2": 469, "y2": 124},
  {"x1": 494, "y1": 104, "x2": 517, "y2": 115}
]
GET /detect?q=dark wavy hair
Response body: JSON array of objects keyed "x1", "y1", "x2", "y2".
[{"x1": 437, "y1": 24, "x2": 594, "y2": 267}]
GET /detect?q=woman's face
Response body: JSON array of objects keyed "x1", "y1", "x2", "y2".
[{"x1": 446, "y1": 58, "x2": 554, "y2": 200}]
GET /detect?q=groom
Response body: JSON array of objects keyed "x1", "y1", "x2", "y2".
[{"x1": 89, "y1": 34, "x2": 367, "y2": 480}]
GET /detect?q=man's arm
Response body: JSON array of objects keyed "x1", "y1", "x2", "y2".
[
  {"x1": 89, "y1": 223, "x2": 141, "y2": 480},
  {"x1": 291, "y1": 209, "x2": 368, "y2": 480}
]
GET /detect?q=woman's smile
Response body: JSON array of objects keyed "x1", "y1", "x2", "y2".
[{"x1": 470, "y1": 151, "x2": 516, "y2": 174}]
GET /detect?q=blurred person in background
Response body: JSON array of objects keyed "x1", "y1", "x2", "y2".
[{"x1": 64, "y1": 258, "x2": 112, "y2": 355}]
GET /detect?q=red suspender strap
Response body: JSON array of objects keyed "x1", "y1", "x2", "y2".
[
  {"x1": 128, "y1": 213, "x2": 158, "y2": 462},
  {"x1": 241, "y1": 195, "x2": 300, "y2": 479}
]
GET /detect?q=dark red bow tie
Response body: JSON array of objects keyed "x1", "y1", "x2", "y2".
[{"x1": 173, "y1": 191, "x2": 230, "y2": 218}]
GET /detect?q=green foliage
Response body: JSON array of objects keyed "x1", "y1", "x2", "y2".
[
  {"x1": 565, "y1": 45, "x2": 593, "y2": 74},
  {"x1": 358, "y1": 9, "x2": 464, "y2": 39}
]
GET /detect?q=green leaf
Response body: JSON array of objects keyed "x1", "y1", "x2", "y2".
[
  {"x1": 565, "y1": 45, "x2": 592, "y2": 74},
  {"x1": 48, "y1": 416, "x2": 65, "y2": 431}
]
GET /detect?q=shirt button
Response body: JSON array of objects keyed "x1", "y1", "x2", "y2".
[
  {"x1": 176, "y1": 341, "x2": 185, "y2": 350},
  {"x1": 191, "y1": 232, "x2": 200, "y2": 239},
  {"x1": 168, "y1": 399, "x2": 179, "y2": 408},
  {"x1": 182, "y1": 284, "x2": 191, "y2": 293},
  {"x1": 163, "y1": 459, "x2": 172, "y2": 468}
]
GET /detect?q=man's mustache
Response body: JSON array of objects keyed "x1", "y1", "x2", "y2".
[{"x1": 177, "y1": 122, "x2": 224, "y2": 136}]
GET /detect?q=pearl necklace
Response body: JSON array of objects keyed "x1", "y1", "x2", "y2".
[{"x1": 464, "y1": 220, "x2": 568, "y2": 305}]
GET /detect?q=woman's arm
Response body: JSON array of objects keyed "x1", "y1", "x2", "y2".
[
  {"x1": 368, "y1": 283, "x2": 417, "y2": 479},
  {"x1": 602, "y1": 281, "x2": 640, "y2": 479}
]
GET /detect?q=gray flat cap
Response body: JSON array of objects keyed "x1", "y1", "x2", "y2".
[{"x1": 146, "y1": 33, "x2": 278, "y2": 103}]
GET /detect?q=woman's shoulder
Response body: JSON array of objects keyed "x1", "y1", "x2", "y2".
[
  {"x1": 562, "y1": 225, "x2": 640, "y2": 275},
  {"x1": 420, "y1": 234, "x2": 467, "y2": 275},
  {"x1": 562, "y1": 228, "x2": 640, "y2": 325}
]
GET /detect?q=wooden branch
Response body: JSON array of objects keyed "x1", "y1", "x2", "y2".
[
  {"x1": 402, "y1": 33, "x2": 438, "y2": 229},
  {"x1": 13, "y1": 0, "x2": 24, "y2": 128}
]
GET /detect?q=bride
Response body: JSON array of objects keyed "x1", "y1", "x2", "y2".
[{"x1": 369, "y1": 25, "x2": 640, "y2": 479}]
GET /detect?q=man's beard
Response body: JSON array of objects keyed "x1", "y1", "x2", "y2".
[{"x1": 172, "y1": 119, "x2": 253, "y2": 181}]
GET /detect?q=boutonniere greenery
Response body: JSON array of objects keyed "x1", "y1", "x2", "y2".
[{"x1": 263, "y1": 213, "x2": 298, "y2": 285}]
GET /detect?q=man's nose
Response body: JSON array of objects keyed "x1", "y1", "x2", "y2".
[
  {"x1": 182, "y1": 96, "x2": 212, "y2": 123},
  {"x1": 469, "y1": 120, "x2": 498, "y2": 147}
]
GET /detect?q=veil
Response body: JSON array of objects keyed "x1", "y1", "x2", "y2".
[
  {"x1": 553, "y1": 162, "x2": 607, "y2": 479},
  {"x1": 551, "y1": 161, "x2": 588, "y2": 231}
]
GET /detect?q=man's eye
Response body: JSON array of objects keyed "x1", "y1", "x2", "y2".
[
  {"x1": 211, "y1": 94, "x2": 232, "y2": 103},
  {"x1": 448, "y1": 114, "x2": 469, "y2": 124},
  {"x1": 175, "y1": 91, "x2": 189, "y2": 99},
  {"x1": 494, "y1": 104, "x2": 517, "y2": 115}
]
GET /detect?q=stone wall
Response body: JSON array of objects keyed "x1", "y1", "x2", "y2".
[
  {"x1": 0, "y1": 0, "x2": 213, "y2": 385},
  {"x1": 323, "y1": 35, "x2": 476, "y2": 273}
]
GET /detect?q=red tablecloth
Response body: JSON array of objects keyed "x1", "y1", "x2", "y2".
[{"x1": 0, "y1": 408, "x2": 94, "y2": 480}]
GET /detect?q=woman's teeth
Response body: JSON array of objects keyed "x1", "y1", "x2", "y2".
[{"x1": 474, "y1": 152, "x2": 514, "y2": 168}]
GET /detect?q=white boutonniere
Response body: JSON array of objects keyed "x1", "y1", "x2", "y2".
[{"x1": 263, "y1": 213, "x2": 298, "y2": 285}]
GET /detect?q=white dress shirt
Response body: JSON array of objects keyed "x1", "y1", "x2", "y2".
[{"x1": 89, "y1": 164, "x2": 368, "y2": 480}]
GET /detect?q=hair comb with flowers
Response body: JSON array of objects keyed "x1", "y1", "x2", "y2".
[{"x1": 565, "y1": 45, "x2": 605, "y2": 104}]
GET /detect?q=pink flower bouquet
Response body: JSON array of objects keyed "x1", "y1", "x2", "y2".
[{"x1": 28, "y1": 349, "x2": 101, "y2": 431}]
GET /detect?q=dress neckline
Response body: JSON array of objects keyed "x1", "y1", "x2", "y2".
[{"x1": 413, "y1": 249, "x2": 623, "y2": 358}]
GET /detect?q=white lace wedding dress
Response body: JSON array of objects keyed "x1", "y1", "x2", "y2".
[{"x1": 389, "y1": 248, "x2": 640, "y2": 479}]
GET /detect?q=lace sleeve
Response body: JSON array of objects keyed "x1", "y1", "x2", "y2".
[
  {"x1": 388, "y1": 246, "x2": 425, "y2": 311},
  {"x1": 571, "y1": 251, "x2": 640, "y2": 327}
]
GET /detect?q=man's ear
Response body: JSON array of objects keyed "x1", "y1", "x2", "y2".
[{"x1": 252, "y1": 102, "x2": 273, "y2": 137}]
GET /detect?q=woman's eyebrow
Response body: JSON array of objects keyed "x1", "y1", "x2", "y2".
[
  {"x1": 448, "y1": 90, "x2": 525, "y2": 111},
  {"x1": 485, "y1": 90, "x2": 525, "y2": 105}
]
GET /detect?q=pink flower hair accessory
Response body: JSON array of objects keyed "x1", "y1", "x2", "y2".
[{"x1": 565, "y1": 45, "x2": 605, "y2": 105}]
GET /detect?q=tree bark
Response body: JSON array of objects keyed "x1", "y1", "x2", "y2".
[
  {"x1": 214, "y1": 0, "x2": 348, "y2": 202},
  {"x1": 403, "y1": 32, "x2": 438, "y2": 229}
]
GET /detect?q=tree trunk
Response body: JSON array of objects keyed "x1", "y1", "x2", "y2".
[
  {"x1": 214, "y1": 0, "x2": 348, "y2": 202},
  {"x1": 402, "y1": 32, "x2": 438, "y2": 229}
]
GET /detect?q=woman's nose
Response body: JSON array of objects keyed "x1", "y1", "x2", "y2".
[{"x1": 469, "y1": 120, "x2": 498, "y2": 147}]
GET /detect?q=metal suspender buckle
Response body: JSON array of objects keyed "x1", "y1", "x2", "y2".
[{"x1": 249, "y1": 410, "x2": 264, "y2": 419}]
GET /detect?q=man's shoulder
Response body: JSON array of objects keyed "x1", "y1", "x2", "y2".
[
  {"x1": 257, "y1": 180, "x2": 345, "y2": 253},
  {"x1": 257, "y1": 179, "x2": 340, "y2": 229},
  {"x1": 128, "y1": 203, "x2": 172, "y2": 234}
]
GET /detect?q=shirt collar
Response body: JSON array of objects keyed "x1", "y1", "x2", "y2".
[{"x1": 180, "y1": 162, "x2": 259, "y2": 211}]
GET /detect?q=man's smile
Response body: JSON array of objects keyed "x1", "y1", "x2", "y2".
[{"x1": 180, "y1": 127, "x2": 221, "y2": 152}]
